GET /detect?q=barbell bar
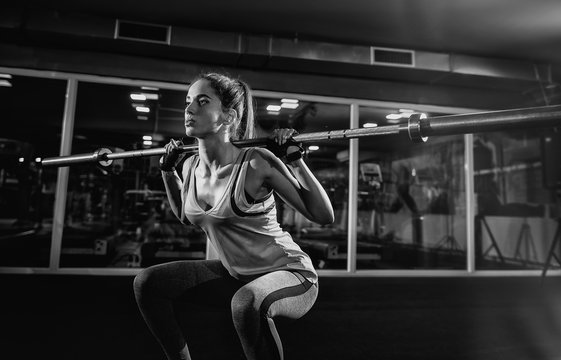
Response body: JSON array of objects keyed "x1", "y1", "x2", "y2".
[{"x1": 40, "y1": 104, "x2": 561, "y2": 167}]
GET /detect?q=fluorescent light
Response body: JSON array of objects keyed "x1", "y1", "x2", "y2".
[
  {"x1": 399, "y1": 109, "x2": 414, "y2": 113},
  {"x1": 281, "y1": 103, "x2": 299, "y2": 109},
  {"x1": 137, "y1": 116, "x2": 148, "y2": 120},
  {"x1": 35, "y1": 157, "x2": 42, "y2": 163},
  {"x1": 281, "y1": 98, "x2": 299, "y2": 104},
  {"x1": 18, "y1": 157, "x2": 24, "y2": 163},
  {"x1": 386, "y1": 113, "x2": 402, "y2": 120},
  {"x1": 142, "y1": 93, "x2": 159, "y2": 100},
  {"x1": 363, "y1": 122, "x2": 378, "y2": 128},
  {"x1": 142, "y1": 135, "x2": 153, "y2": 141},
  {"x1": 0, "y1": 74, "x2": 12, "y2": 79},
  {"x1": 267, "y1": 111, "x2": 280, "y2": 116},
  {"x1": 131, "y1": 92, "x2": 159, "y2": 100},
  {"x1": 141, "y1": 86, "x2": 159, "y2": 91},
  {"x1": 136, "y1": 106, "x2": 150, "y2": 113},
  {"x1": 266, "y1": 105, "x2": 282, "y2": 112},
  {"x1": 130, "y1": 93, "x2": 147, "y2": 101},
  {"x1": 308, "y1": 145, "x2": 319, "y2": 151},
  {"x1": 143, "y1": 140, "x2": 153, "y2": 146},
  {"x1": 0, "y1": 80, "x2": 12, "y2": 87}
]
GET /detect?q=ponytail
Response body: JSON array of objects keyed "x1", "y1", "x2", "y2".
[{"x1": 237, "y1": 80, "x2": 255, "y2": 140}]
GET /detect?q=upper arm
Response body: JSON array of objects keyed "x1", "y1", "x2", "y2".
[{"x1": 249, "y1": 148, "x2": 313, "y2": 219}]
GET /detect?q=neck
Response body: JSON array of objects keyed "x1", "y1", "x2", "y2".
[{"x1": 197, "y1": 134, "x2": 238, "y2": 171}]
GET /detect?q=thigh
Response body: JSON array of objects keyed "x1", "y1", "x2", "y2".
[
  {"x1": 237, "y1": 271, "x2": 319, "y2": 320},
  {"x1": 138, "y1": 259, "x2": 242, "y2": 307}
]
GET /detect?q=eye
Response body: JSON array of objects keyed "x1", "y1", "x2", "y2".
[{"x1": 198, "y1": 98, "x2": 209, "y2": 106}]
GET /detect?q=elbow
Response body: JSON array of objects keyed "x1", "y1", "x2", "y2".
[
  {"x1": 317, "y1": 218, "x2": 334, "y2": 226},
  {"x1": 313, "y1": 208, "x2": 335, "y2": 226}
]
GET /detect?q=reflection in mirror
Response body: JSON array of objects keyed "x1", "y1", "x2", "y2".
[
  {"x1": 356, "y1": 106, "x2": 467, "y2": 270},
  {"x1": 61, "y1": 81, "x2": 203, "y2": 268},
  {"x1": 474, "y1": 129, "x2": 561, "y2": 271},
  {"x1": 0, "y1": 74, "x2": 66, "y2": 267}
]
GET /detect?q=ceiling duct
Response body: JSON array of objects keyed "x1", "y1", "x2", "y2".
[
  {"x1": 371, "y1": 47, "x2": 415, "y2": 67},
  {"x1": 114, "y1": 19, "x2": 171, "y2": 45}
]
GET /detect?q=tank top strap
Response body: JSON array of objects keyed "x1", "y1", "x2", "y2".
[{"x1": 230, "y1": 148, "x2": 275, "y2": 217}]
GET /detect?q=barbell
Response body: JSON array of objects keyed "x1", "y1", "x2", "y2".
[{"x1": 40, "y1": 104, "x2": 561, "y2": 167}]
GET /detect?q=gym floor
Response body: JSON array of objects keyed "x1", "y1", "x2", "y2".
[{"x1": 2, "y1": 274, "x2": 561, "y2": 360}]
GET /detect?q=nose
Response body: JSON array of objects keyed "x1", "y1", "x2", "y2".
[{"x1": 185, "y1": 101, "x2": 196, "y2": 115}]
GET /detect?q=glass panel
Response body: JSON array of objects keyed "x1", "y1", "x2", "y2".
[
  {"x1": 60, "y1": 81, "x2": 205, "y2": 268},
  {"x1": 254, "y1": 97, "x2": 350, "y2": 270},
  {"x1": 474, "y1": 129, "x2": 560, "y2": 270},
  {"x1": 356, "y1": 107, "x2": 467, "y2": 269},
  {"x1": 0, "y1": 74, "x2": 66, "y2": 267},
  {"x1": 60, "y1": 86, "x2": 350, "y2": 269}
]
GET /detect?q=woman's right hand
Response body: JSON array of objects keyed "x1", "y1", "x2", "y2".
[{"x1": 159, "y1": 139, "x2": 184, "y2": 171}]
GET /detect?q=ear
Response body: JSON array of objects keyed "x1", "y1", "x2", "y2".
[{"x1": 224, "y1": 109, "x2": 238, "y2": 125}]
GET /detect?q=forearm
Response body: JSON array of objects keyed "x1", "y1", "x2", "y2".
[
  {"x1": 161, "y1": 170, "x2": 184, "y2": 220},
  {"x1": 286, "y1": 159, "x2": 334, "y2": 225}
]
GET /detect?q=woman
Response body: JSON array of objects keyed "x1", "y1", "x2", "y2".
[{"x1": 133, "y1": 72, "x2": 334, "y2": 360}]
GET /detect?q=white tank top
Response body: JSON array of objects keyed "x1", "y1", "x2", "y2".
[{"x1": 180, "y1": 148, "x2": 317, "y2": 283}]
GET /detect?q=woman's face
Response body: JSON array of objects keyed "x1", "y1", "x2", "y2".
[{"x1": 184, "y1": 79, "x2": 229, "y2": 138}]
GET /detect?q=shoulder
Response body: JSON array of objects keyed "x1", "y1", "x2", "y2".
[
  {"x1": 245, "y1": 147, "x2": 284, "y2": 177},
  {"x1": 180, "y1": 154, "x2": 198, "y2": 179},
  {"x1": 246, "y1": 147, "x2": 282, "y2": 166}
]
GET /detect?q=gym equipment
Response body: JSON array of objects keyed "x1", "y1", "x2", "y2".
[{"x1": 40, "y1": 104, "x2": 561, "y2": 167}]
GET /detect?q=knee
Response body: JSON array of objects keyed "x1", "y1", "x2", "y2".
[
  {"x1": 133, "y1": 267, "x2": 157, "y2": 299},
  {"x1": 231, "y1": 287, "x2": 260, "y2": 323}
]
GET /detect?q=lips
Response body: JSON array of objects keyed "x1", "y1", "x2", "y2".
[{"x1": 185, "y1": 119, "x2": 195, "y2": 127}]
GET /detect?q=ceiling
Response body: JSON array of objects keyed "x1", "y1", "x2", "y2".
[
  {"x1": 15, "y1": 0, "x2": 561, "y2": 65},
  {"x1": 3, "y1": 0, "x2": 560, "y2": 109}
]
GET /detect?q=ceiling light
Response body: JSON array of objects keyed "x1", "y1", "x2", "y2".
[
  {"x1": 363, "y1": 122, "x2": 378, "y2": 128},
  {"x1": 308, "y1": 145, "x2": 319, "y2": 151},
  {"x1": 137, "y1": 116, "x2": 148, "y2": 120},
  {"x1": 130, "y1": 93, "x2": 147, "y2": 101},
  {"x1": 267, "y1": 111, "x2": 280, "y2": 116},
  {"x1": 0, "y1": 74, "x2": 12, "y2": 79},
  {"x1": 143, "y1": 140, "x2": 153, "y2": 146},
  {"x1": 143, "y1": 93, "x2": 159, "y2": 100},
  {"x1": 35, "y1": 157, "x2": 42, "y2": 163},
  {"x1": 281, "y1": 103, "x2": 299, "y2": 109},
  {"x1": 266, "y1": 105, "x2": 282, "y2": 112},
  {"x1": 131, "y1": 92, "x2": 159, "y2": 100},
  {"x1": 0, "y1": 80, "x2": 12, "y2": 87},
  {"x1": 141, "y1": 86, "x2": 159, "y2": 91},
  {"x1": 281, "y1": 98, "x2": 299, "y2": 104},
  {"x1": 399, "y1": 109, "x2": 414, "y2": 113},
  {"x1": 386, "y1": 113, "x2": 402, "y2": 120},
  {"x1": 136, "y1": 106, "x2": 150, "y2": 113},
  {"x1": 18, "y1": 157, "x2": 24, "y2": 163},
  {"x1": 143, "y1": 135, "x2": 152, "y2": 141}
]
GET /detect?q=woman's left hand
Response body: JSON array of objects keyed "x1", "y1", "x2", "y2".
[{"x1": 268, "y1": 128, "x2": 302, "y2": 158}]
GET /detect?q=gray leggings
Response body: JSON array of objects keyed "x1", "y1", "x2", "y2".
[{"x1": 133, "y1": 260, "x2": 318, "y2": 360}]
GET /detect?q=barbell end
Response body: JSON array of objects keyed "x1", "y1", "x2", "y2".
[
  {"x1": 94, "y1": 148, "x2": 114, "y2": 167},
  {"x1": 408, "y1": 113, "x2": 429, "y2": 143}
]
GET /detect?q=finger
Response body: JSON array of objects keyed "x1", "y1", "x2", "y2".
[{"x1": 278, "y1": 132, "x2": 285, "y2": 144}]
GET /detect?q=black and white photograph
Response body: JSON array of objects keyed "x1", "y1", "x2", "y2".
[{"x1": 2, "y1": 1, "x2": 561, "y2": 359}]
